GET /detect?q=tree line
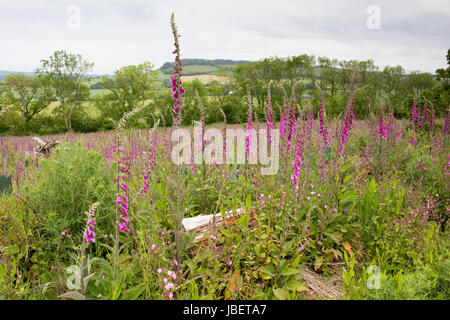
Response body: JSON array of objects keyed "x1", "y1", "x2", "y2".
[
  {"x1": 159, "y1": 58, "x2": 251, "y2": 74},
  {"x1": 0, "y1": 49, "x2": 448, "y2": 136}
]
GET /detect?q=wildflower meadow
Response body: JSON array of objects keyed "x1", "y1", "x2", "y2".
[{"x1": 0, "y1": 11, "x2": 449, "y2": 303}]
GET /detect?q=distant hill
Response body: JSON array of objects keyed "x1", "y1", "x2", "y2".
[
  {"x1": 0, "y1": 59, "x2": 250, "y2": 81},
  {"x1": 0, "y1": 71, "x2": 106, "y2": 82},
  {"x1": 0, "y1": 70, "x2": 36, "y2": 81},
  {"x1": 159, "y1": 59, "x2": 251, "y2": 76}
]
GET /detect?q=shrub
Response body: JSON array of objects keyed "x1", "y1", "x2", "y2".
[{"x1": 22, "y1": 142, "x2": 115, "y2": 260}]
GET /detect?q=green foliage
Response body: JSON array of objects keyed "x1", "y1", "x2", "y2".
[
  {"x1": 401, "y1": 141, "x2": 448, "y2": 202},
  {"x1": 22, "y1": 142, "x2": 115, "y2": 260},
  {"x1": 35, "y1": 50, "x2": 94, "y2": 132},
  {"x1": 2, "y1": 50, "x2": 448, "y2": 137},
  {"x1": 96, "y1": 62, "x2": 158, "y2": 123},
  {"x1": 4, "y1": 73, "x2": 55, "y2": 131},
  {"x1": 364, "y1": 258, "x2": 449, "y2": 300}
]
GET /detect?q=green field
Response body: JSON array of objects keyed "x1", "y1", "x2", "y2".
[{"x1": 42, "y1": 101, "x2": 101, "y2": 118}]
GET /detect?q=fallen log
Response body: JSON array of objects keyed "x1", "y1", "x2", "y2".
[{"x1": 182, "y1": 207, "x2": 256, "y2": 243}]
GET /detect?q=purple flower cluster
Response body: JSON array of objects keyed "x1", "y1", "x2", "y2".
[
  {"x1": 411, "y1": 97, "x2": 418, "y2": 123},
  {"x1": 266, "y1": 96, "x2": 274, "y2": 144},
  {"x1": 377, "y1": 108, "x2": 387, "y2": 141},
  {"x1": 171, "y1": 72, "x2": 185, "y2": 123},
  {"x1": 386, "y1": 112, "x2": 394, "y2": 136},
  {"x1": 246, "y1": 95, "x2": 253, "y2": 155},
  {"x1": 339, "y1": 100, "x2": 355, "y2": 156},
  {"x1": 84, "y1": 208, "x2": 96, "y2": 243},
  {"x1": 338, "y1": 75, "x2": 357, "y2": 156},
  {"x1": 419, "y1": 103, "x2": 428, "y2": 127},
  {"x1": 306, "y1": 105, "x2": 314, "y2": 143},
  {"x1": 444, "y1": 112, "x2": 450, "y2": 135},
  {"x1": 410, "y1": 136, "x2": 416, "y2": 148},
  {"x1": 157, "y1": 267, "x2": 179, "y2": 300},
  {"x1": 386, "y1": 111, "x2": 397, "y2": 146},
  {"x1": 291, "y1": 129, "x2": 303, "y2": 189},
  {"x1": 429, "y1": 107, "x2": 434, "y2": 131},
  {"x1": 142, "y1": 168, "x2": 150, "y2": 194},
  {"x1": 117, "y1": 193, "x2": 130, "y2": 233},
  {"x1": 280, "y1": 109, "x2": 288, "y2": 141},
  {"x1": 117, "y1": 147, "x2": 131, "y2": 233},
  {"x1": 318, "y1": 103, "x2": 329, "y2": 146},
  {"x1": 287, "y1": 102, "x2": 296, "y2": 152}
]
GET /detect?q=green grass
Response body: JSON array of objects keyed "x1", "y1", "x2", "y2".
[
  {"x1": 43, "y1": 101, "x2": 100, "y2": 118},
  {"x1": 90, "y1": 89, "x2": 110, "y2": 97}
]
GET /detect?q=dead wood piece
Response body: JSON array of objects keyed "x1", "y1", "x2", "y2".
[
  {"x1": 32, "y1": 137, "x2": 59, "y2": 155},
  {"x1": 182, "y1": 207, "x2": 256, "y2": 244}
]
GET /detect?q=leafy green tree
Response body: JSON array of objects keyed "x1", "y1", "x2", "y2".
[
  {"x1": 0, "y1": 81, "x2": 21, "y2": 133},
  {"x1": 434, "y1": 49, "x2": 450, "y2": 117},
  {"x1": 381, "y1": 65, "x2": 405, "y2": 105},
  {"x1": 403, "y1": 71, "x2": 436, "y2": 95},
  {"x1": 0, "y1": 82, "x2": 9, "y2": 125},
  {"x1": 0, "y1": 81, "x2": 5, "y2": 97},
  {"x1": 96, "y1": 62, "x2": 158, "y2": 124},
  {"x1": 337, "y1": 59, "x2": 359, "y2": 95},
  {"x1": 284, "y1": 55, "x2": 315, "y2": 101},
  {"x1": 285, "y1": 55, "x2": 315, "y2": 83},
  {"x1": 234, "y1": 57, "x2": 286, "y2": 114},
  {"x1": 318, "y1": 57, "x2": 339, "y2": 97},
  {"x1": 36, "y1": 50, "x2": 93, "y2": 132},
  {"x1": 0, "y1": 81, "x2": 6, "y2": 113},
  {"x1": 234, "y1": 62, "x2": 259, "y2": 91},
  {"x1": 423, "y1": 85, "x2": 448, "y2": 117},
  {"x1": 435, "y1": 48, "x2": 450, "y2": 91},
  {"x1": 207, "y1": 80, "x2": 232, "y2": 113},
  {"x1": 4, "y1": 73, "x2": 54, "y2": 132}
]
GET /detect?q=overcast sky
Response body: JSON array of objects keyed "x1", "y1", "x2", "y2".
[{"x1": 0, "y1": 0, "x2": 448, "y2": 74}]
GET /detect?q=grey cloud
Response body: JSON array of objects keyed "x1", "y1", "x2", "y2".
[{"x1": 0, "y1": 0, "x2": 448, "y2": 74}]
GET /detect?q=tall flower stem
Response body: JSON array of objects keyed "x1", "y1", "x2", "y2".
[
  {"x1": 80, "y1": 203, "x2": 97, "y2": 293},
  {"x1": 196, "y1": 90, "x2": 207, "y2": 186},
  {"x1": 170, "y1": 13, "x2": 185, "y2": 266},
  {"x1": 265, "y1": 81, "x2": 273, "y2": 146},
  {"x1": 245, "y1": 85, "x2": 253, "y2": 174},
  {"x1": 114, "y1": 134, "x2": 120, "y2": 282},
  {"x1": 112, "y1": 105, "x2": 145, "y2": 282},
  {"x1": 316, "y1": 83, "x2": 329, "y2": 179},
  {"x1": 79, "y1": 238, "x2": 87, "y2": 294}
]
